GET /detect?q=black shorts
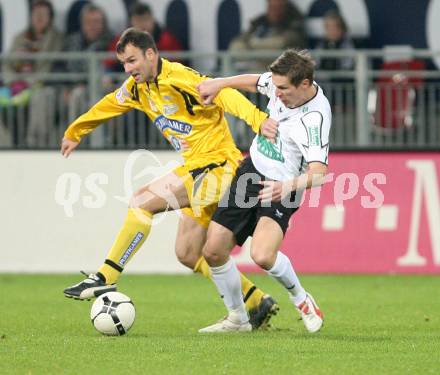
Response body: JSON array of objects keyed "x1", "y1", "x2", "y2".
[{"x1": 212, "y1": 156, "x2": 299, "y2": 246}]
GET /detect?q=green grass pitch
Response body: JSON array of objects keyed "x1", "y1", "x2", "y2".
[{"x1": 1, "y1": 274, "x2": 439, "y2": 375}]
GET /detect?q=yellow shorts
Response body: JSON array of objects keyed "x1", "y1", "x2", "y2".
[{"x1": 173, "y1": 160, "x2": 238, "y2": 228}]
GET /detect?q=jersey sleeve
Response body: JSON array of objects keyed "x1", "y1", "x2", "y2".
[
  {"x1": 64, "y1": 78, "x2": 139, "y2": 142},
  {"x1": 256, "y1": 72, "x2": 275, "y2": 98},
  {"x1": 175, "y1": 66, "x2": 268, "y2": 134},
  {"x1": 298, "y1": 110, "x2": 331, "y2": 165},
  {"x1": 214, "y1": 88, "x2": 268, "y2": 133}
]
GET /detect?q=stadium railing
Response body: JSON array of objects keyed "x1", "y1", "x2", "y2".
[{"x1": 0, "y1": 49, "x2": 439, "y2": 151}]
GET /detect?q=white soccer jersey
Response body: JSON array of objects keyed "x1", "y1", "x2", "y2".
[{"x1": 249, "y1": 72, "x2": 332, "y2": 181}]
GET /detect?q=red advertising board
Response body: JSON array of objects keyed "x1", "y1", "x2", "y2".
[{"x1": 235, "y1": 152, "x2": 440, "y2": 274}]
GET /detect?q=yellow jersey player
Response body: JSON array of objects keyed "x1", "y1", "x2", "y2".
[{"x1": 61, "y1": 28, "x2": 279, "y2": 329}]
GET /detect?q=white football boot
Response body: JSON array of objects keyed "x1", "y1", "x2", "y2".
[
  {"x1": 199, "y1": 312, "x2": 252, "y2": 333},
  {"x1": 294, "y1": 292, "x2": 324, "y2": 333}
]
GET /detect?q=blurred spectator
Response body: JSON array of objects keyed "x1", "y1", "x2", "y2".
[
  {"x1": 229, "y1": 0, "x2": 306, "y2": 70},
  {"x1": 64, "y1": 3, "x2": 114, "y2": 73},
  {"x1": 2, "y1": 0, "x2": 64, "y2": 147},
  {"x1": 129, "y1": 2, "x2": 183, "y2": 52},
  {"x1": 63, "y1": 3, "x2": 114, "y2": 123},
  {"x1": 106, "y1": 2, "x2": 183, "y2": 72},
  {"x1": 315, "y1": 10, "x2": 354, "y2": 71}
]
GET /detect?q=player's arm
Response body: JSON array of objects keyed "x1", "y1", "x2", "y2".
[
  {"x1": 214, "y1": 87, "x2": 270, "y2": 134},
  {"x1": 181, "y1": 68, "x2": 272, "y2": 135},
  {"x1": 61, "y1": 80, "x2": 138, "y2": 157},
  {"x1": 259, "y1": 162, "x2": 328, "y2": 202},
  {"x1": 197, "y1": 75, "x2": 260, "y2": 104},
  {"x1": 259, "y1": 108, "x2": 332, "y2": 202},
  {"x1": 196, "y1": 73, "x2": 277, "y2": 138}
]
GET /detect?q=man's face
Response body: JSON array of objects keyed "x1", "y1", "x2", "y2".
[
  {"x1": 130, "y1": 13, "x2": 155, "y2": 33},
  {"x1": 117, "y1": 43, "x2": 156, "y2": 83},
  {"x1": 82, "y1": 10, "x2": 105, "y2": 42},
  {"x1": 272, "y1": 74, "x2": 309, "y2": 108}
]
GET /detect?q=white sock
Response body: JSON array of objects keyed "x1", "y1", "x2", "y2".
[
  {"x1": 267, "y1": 251, "x2": 306, "y2": 306},
  {"x1": 210, "y1": 258, "x2": 248, "y2": 323}
]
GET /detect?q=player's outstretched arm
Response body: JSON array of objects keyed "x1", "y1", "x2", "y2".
[
  {"x1": 61, "y1": 137, "x2": 80, "y2": 158},
  {"x1": 258, "y1": 162, "x2": 328, "y2": 202},
  {"x1": 197, "y1": 74, "x2": 260, "y2": 105}
]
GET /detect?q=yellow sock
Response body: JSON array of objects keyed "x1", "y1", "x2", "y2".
[
  {"x1": 193, "y1": 256, "x2": 211, "y2": 278},
  {"x1": 98, "y1": 208, "x2": 152, "y2": 284},
  {"x1": 193, "y1": 256, "x2": 265, "y2": 311},
  {"x1": 240, "y1": 273, "x2": 265, "y2": 311}
]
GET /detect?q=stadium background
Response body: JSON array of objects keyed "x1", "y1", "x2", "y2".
[
  {"x1": 1, "y1": 2, "x2": 439, "y2": 375},
  {"x1": 0, "y1": 0, "x2": 439, "y2": 275}
]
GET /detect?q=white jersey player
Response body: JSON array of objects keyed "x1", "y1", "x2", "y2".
[
  {"x1": 196, "y1": 50, "x2": 330, "y2": 333},
  {"x1": 251, "y1": 71, "x2": 331, "y2": 182}
]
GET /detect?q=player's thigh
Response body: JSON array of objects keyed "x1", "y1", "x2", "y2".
[
  {"x1": 203, "y1": 221, "x2": 236, "y2": 266},
  {"x1": 250, "y1": 216, "x2": 284, "y2": 269},
  {"x1": 175, "y1": 213, "x2": 207, "y2": 268},
  {"x1": 130, "y1": 172, "x2": 190, "y2": 213}
]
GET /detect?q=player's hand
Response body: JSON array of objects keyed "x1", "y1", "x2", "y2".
[
  {"x1": 61, "y1": 137, "x2": 79, "y2": 158},
  {"x1": 196, "y1": 79, "x2": 223, "y2": 105},
  {"x1": 260, "y1": 118, "x2": 278, "y2": 143},
  {"x1": 258, "y1": 180, "x2": 291, "y2": 202}
]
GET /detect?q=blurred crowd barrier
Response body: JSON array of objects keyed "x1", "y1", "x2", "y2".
[{"x1": 0, "y1": 49, "x2": 439, "y2": 150}]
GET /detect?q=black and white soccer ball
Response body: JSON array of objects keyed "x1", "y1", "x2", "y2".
[{"x1": 90, "y1": 292, "x2": 135, "y2": 336}]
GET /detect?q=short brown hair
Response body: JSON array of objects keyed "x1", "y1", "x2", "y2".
[
  {"x1": 116, "y1": 27, "x2": 157, "y2": 54},
  {"x1": 269, "y1": 49, "x2": 315, "y2": 86}
]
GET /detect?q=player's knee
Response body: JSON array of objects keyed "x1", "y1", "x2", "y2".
[
  {"x1": 175, "y1": 244, "x2": 199, "y2": 269},
  {"x1": 129, "y1": 189, "x2": 158, "y2": 213},
  {"x1": 129, "y1": 190, "x2": 145, "y2": 208},
  {"x1": 202, "y1": 241, "x2": 224, "y2": 266},
  {"x1": 250, "y1": 247, "x2": 274, "y2": 270}
]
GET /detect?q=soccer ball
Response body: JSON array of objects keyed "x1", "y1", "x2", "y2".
[{"x1": 90, "y1": 292, "x2": 136, "y2": 336}]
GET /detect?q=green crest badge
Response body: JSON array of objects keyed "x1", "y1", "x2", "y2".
[{"x1": 257, "y1": 135, "x2": 285, "y2": 162}]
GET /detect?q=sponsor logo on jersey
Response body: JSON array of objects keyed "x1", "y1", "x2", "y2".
[
  {"x1": 308, "y1": 125, "x2": 321, "y2": 147},
  {"x1": 153, "y1": 115, "x2": 193, "y2": 135},
  {"x1": 119, "y1": 232, "x2": 144, "y2": 265},
  {"x1": 257, "y1": 134, "x2": 285, "y2": 162}
]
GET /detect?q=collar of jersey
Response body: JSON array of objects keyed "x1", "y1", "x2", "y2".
[{"x1": 146, "y1": 57, "x2": 168, "y2": 89}]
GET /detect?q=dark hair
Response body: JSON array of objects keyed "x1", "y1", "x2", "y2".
[
  {"x1": 80, "y1": 3, "x2": 106, "y2": 22},
  {"x1": 269, "y1": 49, "x2": 315, "y2": 86},
  {"x1": 324, "y1": 10, "x2": 348, "y2": 34},
  {"x1": 31, "y1": 0, "x2": 54, "y2": 23},
  {"x1": 116, "y1": 27, "x2": 157, "y2": 54},
  {"x1": 129, "y1": 3, "x2": 152, "y2": 18}
]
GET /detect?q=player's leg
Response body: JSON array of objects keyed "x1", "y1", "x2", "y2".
[
  {"x1": 252, "y1": 216, "x2": 323, "y2": 333},
  {"x1": 175, "y1": 159, "x2": 277, "y2": 328},
  {"x1": 199, "y1": 221, "x2": 251, "y2": 332},
  {"x1": 63, "y1": 171, "x2": 190, "y2": 300},
  {"x1": 175, "y1": 212, "x2": 277, "y2": 329}
]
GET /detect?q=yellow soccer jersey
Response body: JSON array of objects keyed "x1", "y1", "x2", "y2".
[{"x1": 65, "y1": 58, "x2": 268, "y2": 169}]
